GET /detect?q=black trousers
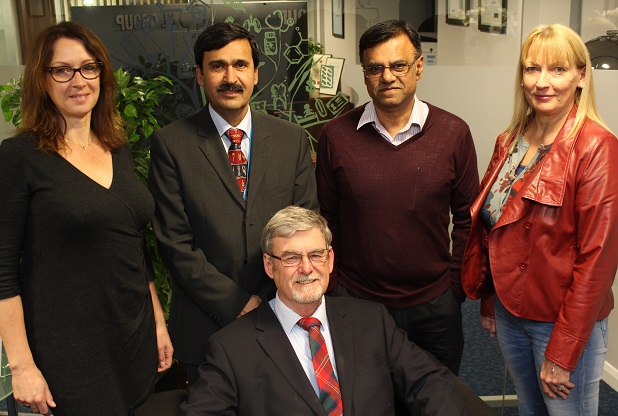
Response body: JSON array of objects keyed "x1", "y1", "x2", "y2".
[{"x1": 330, "y1": 283, "x2": 464, "y2": 375}]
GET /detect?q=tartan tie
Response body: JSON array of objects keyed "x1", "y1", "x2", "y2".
[
  {"x1": 227, "y1": 128, "x2": 247, "y2": 192},
  {"x1": 298, "y1": 317, "x2": 343, "y2": 416}
]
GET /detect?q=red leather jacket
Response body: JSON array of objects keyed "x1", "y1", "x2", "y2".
[{"x1": 462, "y1": 106, "x2": 618, "y2": 370}]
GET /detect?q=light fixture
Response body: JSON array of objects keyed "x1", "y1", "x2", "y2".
[{"x1": 586, "y1": 30, "x2": 618, "y2": 70}]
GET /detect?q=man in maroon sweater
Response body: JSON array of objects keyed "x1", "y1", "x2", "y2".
[{"x1": 316, "y1": 20, "x2": 478, "y2": 378}]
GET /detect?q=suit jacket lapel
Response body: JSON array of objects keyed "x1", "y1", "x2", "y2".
[
  {"x1": 246, "y1": 112, "x2": 273, "y2": 213},
  {"x1": 195, "y1": 107, "x2": 246, "y2": 207},
  {"x1": 326, "y1": 298, "x2": 356, "y2": 415},
  {"x1": 254, "y1": 303, "x2": 326, "y2": 415}
]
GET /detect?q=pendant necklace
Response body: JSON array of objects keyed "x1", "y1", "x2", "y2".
[{"x1": 65, "y1": 133, "x2": 93, "y2": 151}]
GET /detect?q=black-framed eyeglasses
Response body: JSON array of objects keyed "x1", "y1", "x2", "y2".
[
  {"x1": 362, "y1": 56, "x2": 420, "y2": 79},
  {"x1": 45, "y1": 62, "x2": 103, "y2": 83},
  {"x1": 268, "y1": 247, "x2": 330, "y2": 267}
]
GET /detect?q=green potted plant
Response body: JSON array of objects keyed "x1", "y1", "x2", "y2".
[{"x1": 0, "y1": 70, "x2": 174, "y2": 316}]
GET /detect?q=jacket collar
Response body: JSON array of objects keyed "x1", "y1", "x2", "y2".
[
  {"x1": 244, "y1": 112, "x2": 273, "y2": 213},
  {"x1": 254, "y1": 302, "x2": 327, "y2": 415},
  {"x1": 254, "y1": 298, "x2": 358, "y2": 415},
  {"x1": 325, "y1": 297, "x2": 356, "y2": 414},
  {"x1": 519, "y1": 105, "x2": 579, "y2": 207},
  {"x1": 480, "y1": 105, "x2": 579, "y2": 230}
]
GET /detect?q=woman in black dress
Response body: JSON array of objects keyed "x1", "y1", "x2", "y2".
[{"x1": 0, "y1": 22, "x2": 172, "y2": 415}]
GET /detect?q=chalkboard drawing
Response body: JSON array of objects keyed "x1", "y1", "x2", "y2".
[
  {"x1": 294, "y1": 103, "x2": 317, "y2": 125},
  {"x1": 271, "y1": 83, "x2": 288, "y2": 111},
  {"x1": 175, "y1": 103, "x2": 195, "y2": 119},
  {"x1": 321, "y1": 65, "x2": 335, "y2": 89},
  {"x1": 305, "y1": 76, "x2": 318, "y2": 94},
  {"x1": 72, "y1": 2, "x2": 323, "y2": 138},
  {"x1": 120, "y1": 33, "x2": 145, "y2": 59},
  {"x1": 243, "y1": 14, "x2": 262, "y2": 33},
  {"x1": 284, "y1": 42, "x2": 304, "y2": 65},
  {"x1": 222, "y1": 0, "x2": 246, "y2": 12},
  {"x1": 251, "y1": 100, "x2": 268, "y2": 114},
  {"x1": 178, "y1": 60, "x2": 195, "y2": 80},
  {"x1": 310, "y1": 54, "x2": 331, "y2": 89},
  {"x1": 264, "y1": 31, "x2": 277, "y2": 56},
  {"x1": 265, "y1": 10, "x2": 295, "y2": 33},
  {"x1": 320, "y1": 57, "x2": 345, "y2": 95},
  {"x1": 326, "y1": 92, "x2": 349, "y2": 114},
  {"x1": 314, "y1": 98, "x2": 328, "y2": 118}
]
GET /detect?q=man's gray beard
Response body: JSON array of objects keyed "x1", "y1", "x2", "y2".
[{"x1": 291, "y1": 274, "x2": 323, "y2": 304}]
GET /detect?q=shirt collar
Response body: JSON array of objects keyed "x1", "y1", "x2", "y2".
[
  {"x1": 209, "y1": 104, "x2": 253, "y2": 138},
  {"x1": 271, "y1": 292, "x2": 329, "y2": 335},
  {"x1": 357, "y1": 95, "x2": 428, "y2": 134}
]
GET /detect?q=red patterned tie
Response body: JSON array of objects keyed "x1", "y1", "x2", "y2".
[
  {"x1": 227, "y1": 128, "x2": 247, "y2": 192},
  {"x1": 298, "y1": 317, "x2": 343, "y2": 416}
]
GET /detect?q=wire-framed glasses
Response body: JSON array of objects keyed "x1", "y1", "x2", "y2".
[
  {"x1": 268, "y1": 247, "x2": 330, "y2": 267},
  {"x1": 362, "y1": 56, "x2": 419, "y2": 79},
  {"x1": 45, "y1": 62, "x2": 103, "y2": 83}
]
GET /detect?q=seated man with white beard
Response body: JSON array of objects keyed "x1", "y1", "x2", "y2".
[{"x1": 180, "y1": 206, "x2": 495, "y2": 416}]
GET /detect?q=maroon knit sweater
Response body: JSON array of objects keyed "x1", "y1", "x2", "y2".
[{"x1": 316, "y1": 102, "x2": 479, "y2": 308}]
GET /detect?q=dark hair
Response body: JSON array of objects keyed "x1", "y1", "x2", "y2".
[
  {"x1": 19, "y1": 21, "x2": 125, "y2": 153},
  {"x1": 359, "y1": 20, "x2": 422, "y2": 64},
  {"x1": 194, "y1": 22, "x2": 260, "y2": 68}
]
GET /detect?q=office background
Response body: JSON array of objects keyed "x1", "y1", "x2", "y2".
[{"x1": 0, "y1": 0, "x2": 617, "y2": 411}]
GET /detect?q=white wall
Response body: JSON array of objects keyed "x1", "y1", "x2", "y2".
[
  {"x1": 580, "y1": 0, "x2": 618, "y2": 44},
  {"x1": 0, "y1": 1, "x2": 22, "y2": 66},
  {"x1": 436, "y1": 0, "x2": 523, "y2": 66},
  {"x1": 521, "y1": 0, "x2": 575, "y2": 40},
  {"x1": 318, "y1": 0, "x2": 362, "y2": 100}
]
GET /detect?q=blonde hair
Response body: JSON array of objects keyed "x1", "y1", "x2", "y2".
[{"x1": 502, "y1": 23, "x2": 609, "y2": 147}]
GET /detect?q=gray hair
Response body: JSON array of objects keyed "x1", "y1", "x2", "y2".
[{"x1": 261, "y1": 206, "x2": 332, "y2": 254}]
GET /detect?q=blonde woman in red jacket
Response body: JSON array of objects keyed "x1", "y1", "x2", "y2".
[{"x1": 462, "y1": 24, "x2": 618, "y2": 416}]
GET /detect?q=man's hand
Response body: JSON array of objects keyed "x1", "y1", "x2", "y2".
[
  {"x1": 237, "y1": 295, "x2": 262, "y2": 318},
  {"x1": 480, "y1": 316, "x2": 497, "y2": 337}
]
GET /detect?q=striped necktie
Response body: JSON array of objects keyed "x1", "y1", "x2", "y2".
[{"x1": 298, "y1": 317, "x2": 343, "y2": 416}]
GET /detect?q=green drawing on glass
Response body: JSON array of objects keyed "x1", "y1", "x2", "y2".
[
  {"x1": 321, "y1": 65, "x2": 335, "y2": 89},
  {"x1": 223, "y1": 0, "x2": 246, "y2": 12}
]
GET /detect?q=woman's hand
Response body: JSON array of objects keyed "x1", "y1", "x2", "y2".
[
  {"x1": 480, "y1": 316, "x2": 497, "y2": 337},
  {"x1": 12, "y1": 363, "x2": 56, "y2": 415},
  {"x1": 149, "y1": 281, "x2": 173, "y2": 372},
  {"x1": 156, "y1": 321, "x2": 173, "y2": 372},
  {"x1": 540, "y1": 359, "x2": 574, "y2": 400},
  {"x1": 1, "y1": 296, "x2": 55, "y2": 414}
]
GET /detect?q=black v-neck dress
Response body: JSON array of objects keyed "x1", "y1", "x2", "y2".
[{"x1": 0, "y1": 135, "x2": 157, "y2": 415}]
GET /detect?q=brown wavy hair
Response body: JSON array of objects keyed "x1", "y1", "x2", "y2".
[{"x1": 18, "y1": 21, "x2": 126, "y2": 152}]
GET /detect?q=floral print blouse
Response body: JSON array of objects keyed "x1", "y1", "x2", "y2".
[{"x1": 480, "y1": 135, "x2": 552, "y2": 230}]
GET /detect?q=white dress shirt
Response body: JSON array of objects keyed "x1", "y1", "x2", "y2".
[
  {"x1": 269, "y1": 293, "x2": 339, "y2": 396},
  {"x1": 209, "y1": 104, "x2": 253, "y2": 161}
]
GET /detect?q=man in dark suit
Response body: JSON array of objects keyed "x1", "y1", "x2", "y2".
[
  {"x1": 181, "y1": 206, "x2": 496, "y2": 415},
  {"x1": 148, "y1": 23, "x2": 318, "y2": 384}
]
